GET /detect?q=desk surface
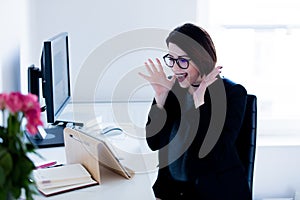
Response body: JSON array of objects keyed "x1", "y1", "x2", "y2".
[
  {"x1": 27, "y1": 102, "x2": 158, "y2": 200},
  {"x1": 29, "y1": 147, "x2": 157, "y2": 200}
]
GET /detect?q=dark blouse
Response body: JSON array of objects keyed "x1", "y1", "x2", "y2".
[{"x1": 146, "y1": 77, "x2": 247, "y2": 182}]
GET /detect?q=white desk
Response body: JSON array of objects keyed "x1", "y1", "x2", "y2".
[{"x1": 27, "y1": 102, "x2": 158, "y2": 200}]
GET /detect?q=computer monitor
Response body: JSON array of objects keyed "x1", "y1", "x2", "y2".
[
  {"x1": 27, "y1": 32, "x2": 80, "y2": 148},
  {"x1": 41, "y1": 32, "x2": 71, "y2": 124}
]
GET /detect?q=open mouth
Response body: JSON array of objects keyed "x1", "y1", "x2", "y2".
[{"x1": 175, "y1": 73, "x2": 188, "y2": 82}]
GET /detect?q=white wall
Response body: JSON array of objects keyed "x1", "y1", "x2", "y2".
[
  {"x1": 0, "y1": 0, "x2": 21, "y2": 92},
  {"x1": 20, "y1": 0, "x2": 199, "y2": 102},
  {"x1": 254, "y1": 145, "x2": 300, "y2": 200}
]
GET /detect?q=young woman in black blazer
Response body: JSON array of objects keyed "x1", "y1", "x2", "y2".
[{"x1": 139, "y1": 23, "x2": 251, "y2": 200}]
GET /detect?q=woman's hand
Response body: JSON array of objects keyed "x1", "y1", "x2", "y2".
[
  {"x1": 138, "y1": 58, "x2": 176, "y2": 108},
  {"x1": 193, "y1": 66, "x2": 222, "y2": 108}
]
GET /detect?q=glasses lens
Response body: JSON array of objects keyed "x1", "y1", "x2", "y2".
[
  {"x1": 177, "y1": 58, "x2": 189, "y2": 69},
  {"x1": 164, "y1": 56, "x2": 174, "y2": 67}
]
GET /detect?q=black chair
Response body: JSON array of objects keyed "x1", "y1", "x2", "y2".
[{"x1": 235, "y1": 94, "x2": 257, "y2": 195}]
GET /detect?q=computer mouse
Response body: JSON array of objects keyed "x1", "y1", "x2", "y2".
[{"x1": 101, "y1": 126, "x2": 123, "y2": 136}]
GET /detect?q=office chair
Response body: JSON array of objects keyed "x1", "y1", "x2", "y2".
[{"x1": 235, "y1": 94, "x2": 257, "y2": 195}]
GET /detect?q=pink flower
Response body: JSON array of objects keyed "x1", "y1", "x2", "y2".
[
  {"x1": 0, "y1": 93, "x2": 7, "y2": 110},
  {"x1": 0, "y1": 92, "x2": 43, "y2": 135},
  {"x1": 26, "y1": 123, "x2": 39, "y2": 135},
  {"x1": 22, "y1": 93, "x2": 39, "y2": 112},
  {"x1": 25, "y1": 108, "x2": 43, "y2": 135},
  {"x1": 5, "y1": 92, "x2": 24, "y2": 114}
]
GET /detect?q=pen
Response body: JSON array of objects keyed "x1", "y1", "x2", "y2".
[
  {"x1": 47, "y1": 164, "x2": 64, "y2": 168},
  {"x1": 35, "y1": 161, "x2": 57, "y2": 169}
]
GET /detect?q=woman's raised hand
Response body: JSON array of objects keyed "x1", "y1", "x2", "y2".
[
  {"x1": 193, "y1": 66, "x2": 222, "y2": 108},
  {"x1": 138, "y1": 58, "x2": 176, "y2": 108}
]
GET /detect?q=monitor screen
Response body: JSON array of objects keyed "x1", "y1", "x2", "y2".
[{"x1": 41, "y1": 32, "x2": 71, "y2": 124}]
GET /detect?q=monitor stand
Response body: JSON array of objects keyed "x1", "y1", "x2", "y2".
[
  {"x1": 25, "y1": 121, "x2": 84, "y2": 148},
  {"x1": 25, "y1": 126, "x2": 65, "y2": 148}
]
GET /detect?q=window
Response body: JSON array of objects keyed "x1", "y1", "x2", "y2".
[{"x1": 199, "y1": 0, "x2": 300, "y2": 135}]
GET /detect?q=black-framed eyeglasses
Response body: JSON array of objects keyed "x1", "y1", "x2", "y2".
[{"x1": 163, "y1": 54, "x2": 191, "y2": 69}]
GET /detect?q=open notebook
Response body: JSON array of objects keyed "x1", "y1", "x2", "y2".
[
  {"x1": 63, "y1": 127, "x2": 133, "y2": 184},
  {"x1": 33, "y1": 163, "x2": 98, "y2": 196}
]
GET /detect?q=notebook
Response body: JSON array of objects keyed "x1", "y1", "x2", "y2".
[{"x1": 33, "y1": 163, "x2": 98, "y2": 196}]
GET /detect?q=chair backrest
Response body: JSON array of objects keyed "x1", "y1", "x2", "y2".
[{"x1": 235, "y1": 94, "x2": 257, "y2": 194}]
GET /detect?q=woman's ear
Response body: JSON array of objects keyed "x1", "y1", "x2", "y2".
[
  {"x1": 196, "y1": 73, "x2": 204, "y2": 82},
  {"x1": 191, "y1": 74, "x2": 203, "y2": 87}
]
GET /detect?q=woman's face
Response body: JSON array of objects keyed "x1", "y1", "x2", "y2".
[{"x1": 168, "y1": 43, "x2": 201, "y2": 89}]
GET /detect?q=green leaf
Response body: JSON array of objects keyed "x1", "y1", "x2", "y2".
[
  {"x1": 11, "y1": 160, "x2": 21, "y2": 184},
  {"x1": 11, "y1": 186, "x2": 21, "y2": 199},
  {"x1": 0, "y1": 188, "x2": 6, "y2": 200},
  {"x1": 0, "y1": 147, "x2": 6, "y2": 157},
  {"x1": 12, "y1": 155, "x2": 35, "y2": 189},
  {"x1": 25, "y1": 143, "x2": 35, "y2": 152},
  {"x1": 0, "y1": 167, "x2": 5, "y2": 186},
  {"x1": 0, "y1": 150, "x2": 13, "y2": 176},
  {"x1": 20, "y1": 156, "x2": 35, "y2": 174},
  {"x1": 0, "y1": 108, "x2": 38, "y2": 200}
]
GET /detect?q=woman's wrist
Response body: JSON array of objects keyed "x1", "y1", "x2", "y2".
[
  {"x1": 193, "y1": 93, "x2": 204, "y2": 108},
  {"x1": 155, "y1": 91, "x2": 169, "y2": 109},
  {"x1": 193, "y1": 85, "x2": 206, "y2": 109}
]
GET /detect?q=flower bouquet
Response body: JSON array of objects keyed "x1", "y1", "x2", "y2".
[{"x1": 0, "y1": 92, "x2": 43, "y2": 200}]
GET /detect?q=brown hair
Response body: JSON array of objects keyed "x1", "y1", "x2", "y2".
[{"x1": 166, "y1": 23, "x2": 217, "y2": 75}]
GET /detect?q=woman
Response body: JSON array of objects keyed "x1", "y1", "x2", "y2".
[{"x1": 139, "y1": 23, "x2": 251, "y2": 200}]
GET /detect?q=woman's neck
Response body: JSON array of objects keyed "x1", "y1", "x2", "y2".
[{"x1": 188, "y1": 83, "x2": 199, "y2": 94}]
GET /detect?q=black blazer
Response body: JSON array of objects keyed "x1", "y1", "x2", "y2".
[{"x1": 146, "y1": 77, "x2": 247, "y2": 181}]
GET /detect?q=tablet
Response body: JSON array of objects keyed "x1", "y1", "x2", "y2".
[{"x1": 64, "y1": 128, "x2": 133, "y2": 184}]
